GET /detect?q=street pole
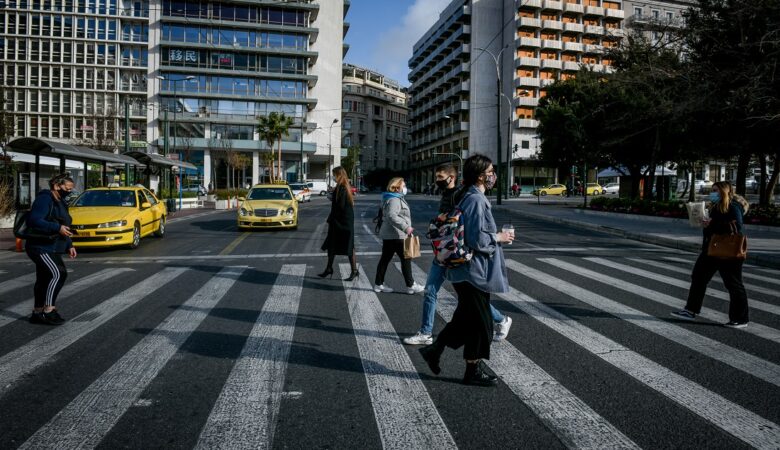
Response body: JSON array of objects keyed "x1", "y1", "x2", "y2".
[
  {"x1": 163, "y1": 107, "x2": 168, "y2": 194},
  {"x1": 299, "y1": 120, "x2": 304, "y2": 182},
  {"x1": 328, "y1": 118, "x2": 338, "y2": 188},
  {"x1": 124, "y1": 100, "x2": 130, "y2": 186},
  {"x1": 476, "y1": 45, "x2": 508, "y2": 205},
  {"x1": 174, "y1": 81, "x2": 181, "y2": 211}
]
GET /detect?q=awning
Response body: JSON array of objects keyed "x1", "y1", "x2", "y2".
[
  {"x1": 7, "y1": 137, "x2": 140, "y2": 165},
  {"x1": 123, "y1": 151, "x2": 197, "y2": 170},
  {"x1": 598, "y1": 166, "x2": 675, "y2": 178}
]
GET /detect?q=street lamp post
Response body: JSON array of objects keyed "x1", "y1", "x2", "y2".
[
  {"x1": 158, "y1": 75, "x2": 194, "y2": 211},
  {"x1": 299, "y1": 119, "x2": 305, "y2": 182},
  {"x1": 328, "y1": 118, "x2": 338, "y2": 188},
  {"x1": 476, "y1": 45, "x2": 509, "y2": 205}
]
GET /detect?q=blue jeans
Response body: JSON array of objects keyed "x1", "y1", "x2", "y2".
[{"x1": 420, "y1": 260, "x2": 504, "y2": 335}]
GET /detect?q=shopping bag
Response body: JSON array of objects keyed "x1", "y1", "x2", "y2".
[
  {"x1": 686, "y1": 201, "x2": 708, "y2": 228},
  {"x1": 403, "y1": 234, "x2": 421, "y2": 259},
  {"x1": 707, "y1": 222, "x2": 747, "y2": 260}
]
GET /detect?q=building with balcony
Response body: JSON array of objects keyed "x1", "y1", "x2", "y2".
[
  {"x1": 1, "y1": 0, "x2": 348, "y2": 191},
  {"x1": 341, "y1": 64, "x2": 409, "y2": 179},
  {"x1": 623, "y1": 0, "x2": 694, "y2": 42}
]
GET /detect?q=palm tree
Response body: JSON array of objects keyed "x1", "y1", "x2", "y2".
[{"x1": 256, "y1": 112, "x2": 294, "y2": 182}]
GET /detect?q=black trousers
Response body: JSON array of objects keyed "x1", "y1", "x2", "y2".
[
  {"x1": 434, "y1": 282, "x2": 493, "y2": 361},
  {"x1": 374, "y1": 239, "x2": 413, "y2": 287},
  {"x1": 26, "y1": 249, "x2": 68, "y2": 309},
  {"x1": 685, "y1": 252, "x2": 749, "y2": 323}
]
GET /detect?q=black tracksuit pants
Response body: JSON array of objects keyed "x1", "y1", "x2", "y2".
[
  {"x1": 26, "y1": 249, "x2": 68, "y2": 309},
  {"x1": 685, "y1": 252, "x2": 749, "y2": 323},
  {"x1": 374, "y1": 239, "x2": 413, "y2": 287}
]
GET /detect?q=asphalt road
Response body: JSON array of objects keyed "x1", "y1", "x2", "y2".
[{"x1": 0, "y1": 193, "x2": 778, "y2": 449}]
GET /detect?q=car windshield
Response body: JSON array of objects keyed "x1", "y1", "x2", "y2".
[
  {"x1": 289, "y1": 184, "x2": 306, "y2": 191},
  {"x1": 248, "y1": 188, "x2": 291, "y2": 200},
  {"x1": 72, "y1": 190, "x2": 137, "y2": 207}
]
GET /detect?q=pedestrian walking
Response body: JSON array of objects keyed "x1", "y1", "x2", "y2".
[
  {"x1": 319, "y1": 166, "x2": 359, "y2": 281},
  {"x1": 511, "y1": 182, "x2": 520, "y2": 198},
  {"x1": 672, "y1": 181, "x2": 750, "y2": 328},
  {"x1": 418, "y1": 154, "x2": 514, "y2": 386},
  {"x1": 404, "y1": 163, "x2": 512, "y2": 346},
  {"x1": 25, "y1": 173, "x2": 78, "y2": 325},
  {"x1": 373, "y1": 177, "x2": 424, "y2": 294}
]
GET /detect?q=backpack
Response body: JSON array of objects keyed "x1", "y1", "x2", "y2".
[
  {"x1": 373, "y1": 207, "x2": 383, "y2": 233},
  {"x1": 426, "y1": 205, "x2": 472, "y2": 268},
  {"x1": 13, "y1": 201, "x2": 57, "y2": 241}
]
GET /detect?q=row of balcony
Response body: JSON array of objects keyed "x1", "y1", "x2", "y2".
[
  {"x1": 518, "y1": 20, "x2": 624, "y2": 36},
  {"x1": 518, "y1": 0, "x2": 625, "y2": 19},
  {"x1": 410, "y1": 5, "x2": 470, "y2": 66},
  {"x1": 410, "y1": 100, "x2": 469, "y2": 133},
  {"x1": 409, "y1": 43, "x2": 470, "y2": 90},
  {"x1": 409, "y1": 25, "x2": 470, "y2": 82},
  {"x1": 410, "y1": 122, "x2": 469, "y2": 148},
  {"x1": 411, "y1": 81, "x2": 469, "y2": 119},
  {"x1": 517, "y1": 40, "x2": 607, "y2": 53},
  {"x1": 410, "y1": 62, "x2": 469, "y2": 109}
]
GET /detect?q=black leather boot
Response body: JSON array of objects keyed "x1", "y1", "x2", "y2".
[
  {"x1": 419, "y1": 343, "x2": 443, "y2": 375},
  {"x1": 462, "y1": 361, "x2": 497, "y2": 386}
]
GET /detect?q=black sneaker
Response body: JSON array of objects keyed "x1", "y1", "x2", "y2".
[
  {"x1": 724, "y1": 321, "x2": 748, "y2": 329},
  {"x1": 419, "y1": 344, "x2": 442, "y2": 375},
  {"x1": 43, "y1": 310, "x2": 65, "y2": 325},
  {"x1": 29, "y1": 312, "x2": 47, "y2": 324},
  {"x1": 670, "y1": 310, "x2": 696, "y2": 321}
]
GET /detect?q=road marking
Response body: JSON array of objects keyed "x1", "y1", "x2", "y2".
[
  {"x1": 403, "y1": 262, "x2": 639, "y2": 449},
  {"x1": 494, "y1": 277, "x2": 780, "y2": 448},
  {"x1": 0, "y1": 268, "x2": 135, "y2": 329},
  {"x1": 522, "y1": 259, "x2": 780, "y2": 388},
  {"x1": 586, "y1": 257, "x2": 780, "y2": 316},
  {"x1": 340, "y1": 263, "x2": 456, "y2": 450},
  {"x1": 303, "y1": 222, "x2": 327, "y2": 255},
  {"x1": 663, "y1": 256, "x2": 780, "y2": 287},
  {"x1": 219, "y1": 231, "x2": 251, "y2": 256},
  {"x1": 167, "y1": 210, "x2": 226, "y2": 224},
  {"x1": 361, "y1": 223, "x2": 382, "y2": 244},
  {"x1": 0, "y1": 272, "x2": 36, "y2": 295},
  {"x1": 195, "y1": 264, "x2": 306, "y2": 450},
  {"x1": 21, "y1": 266, "x2": 245, "y2": 449},
  {"x1": 544, "y1": 259, "x2": 780, "y2": 344},
  {"x1": 0, "y1": 267, "x2": 186, "y2": 392},
  {"x1": 626, "y1": 257, "x2": 780, "y2": 298}
]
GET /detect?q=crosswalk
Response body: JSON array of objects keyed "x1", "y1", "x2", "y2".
[{"x1": 0, "y1": 253, "x2": 778, "y2": 448}]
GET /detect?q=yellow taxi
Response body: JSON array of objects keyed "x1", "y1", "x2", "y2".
[
  {"x1": 586, "y1": 183, "x2": 605, "y2": 195},
  {"x1": 238, "y1": 183, "x2": 298, "y2": 230},
  {"x1": 532, "y1": 184, "x2": 568, "y2": 196},
  {"x1": 69, "y1": 186, "x2": 166, "y2": 249}
]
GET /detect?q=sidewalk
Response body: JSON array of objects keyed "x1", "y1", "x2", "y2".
[
  {"x1": 0, "y1": 206, "x2": 216, "y2": 253},
  {"x1": 494, "y1": 203, "x2": 780, "y2": 270}
]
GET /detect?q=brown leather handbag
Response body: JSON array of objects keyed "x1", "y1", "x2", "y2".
[{"x1": 707, "y1": 222, "x2": 747, "y2": 260}]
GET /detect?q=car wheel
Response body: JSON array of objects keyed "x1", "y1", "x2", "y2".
[
  {"x1": 320, "y1": 191, "x2": 327, "y2": 196},
  {"x1": 154, "y1": 216, "x2": 165, "y2": 238},
  {"x1": 541, "y1": 191, "x2": 547, "y2": 196},
  {"x1": 129, "y1": 222, "x2": 141, "y2": 249}
]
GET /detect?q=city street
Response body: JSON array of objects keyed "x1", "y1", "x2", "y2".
[{"x1": 1, "y1": 194, "x2": 779, "y2": 449}]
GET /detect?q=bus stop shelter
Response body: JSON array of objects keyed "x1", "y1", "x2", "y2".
[{"x1": 122, "y1": 151, "x2": 197, "y2": 195}]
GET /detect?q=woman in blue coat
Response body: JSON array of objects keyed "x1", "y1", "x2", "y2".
[
  {"x1": 419, "y1": 154, "x2": 514, "y2": 386},
  {"x1": 25, "y1": 173, "x2": 77, "y2": 325}
]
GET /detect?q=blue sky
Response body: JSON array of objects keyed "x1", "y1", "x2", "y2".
[{"x1": 343, "y1": 0, "x2": 451, "y2": 87}]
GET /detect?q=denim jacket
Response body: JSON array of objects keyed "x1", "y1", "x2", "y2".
[{"x1": 446, "y1": 186, "x2": 509, "y2": 293}]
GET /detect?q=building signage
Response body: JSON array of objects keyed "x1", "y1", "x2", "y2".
[
  {"x1": 169, "y1": 49, "x2": 198, "y2": 63},
  {"x1": 216, "y1": 53, "x2": 233, "y2": 65}
]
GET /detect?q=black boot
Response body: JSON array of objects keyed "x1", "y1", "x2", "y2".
[
  {"x1": 419, "y1": 342, "x2": 444, "y2": 375},
  {"x1": 462, "y1": 361, "x2": 497, "y2": 386},
  {"x1": 344, "y1": 268, "x2": 359, "y2": 281}
]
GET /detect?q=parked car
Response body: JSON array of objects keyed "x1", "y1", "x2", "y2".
[
  {"x1": 307, "y1": 180, "x2": 331, "y2": 196},
  {"x1": 288, "y1": 183, "x2": 312, "y2": 202},
  {"x1": 532, "y1": 184, "x2": 567, "y2": 196},
  {"x1": 603, "y1": 182, "x2": 620, "y2": 195},
  {"x1": 696, "y1": 179, "x2": 714, "y2": 194},
  {"x1": 237, "y1": 184, "x2": 298, "y2": 230},
  {"x1": 586, "y1": 183, "x2": 605, "y2": 195},
  {"x1": 69, "y1": 186, "x2": 166, "y2": 249}
]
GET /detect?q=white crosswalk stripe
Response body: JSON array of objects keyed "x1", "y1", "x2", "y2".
[
  {"x1": 663, "y1": 256, "x2": 780, "y2": 287},
  {"x1": 531, "y1": 258, "x2": 780, "y2": 387},
  {"x1": 341, "y1": 263, "x2": 457, "y2": 450},
  {"x1": 586, "y1": 257, "x2": 780, "y2": 315},
  {"x1": 403, "y1": 262, "x2": 640, "y2": 449},
  {"x1": 0, "y1": 267, "x2": 186, "y2": 392},
  {"x1": 0, "y1": 268, "x2": 135, "y2": 329},
  {"x1": 0, "y1": 272, "x2": 37, "y2": 295},
  {"x1": 195, "y1": 264, "x2": 306, "y2": 450},
  {"x1": 627, "y1": 257, "x2": 780, "y2": 298},
  {"x1": 493, "y1": 273, "x2": 780, "y2": 448},
  {"x1": 21, "y1": 266, "x2": 245, "y2": 449}
]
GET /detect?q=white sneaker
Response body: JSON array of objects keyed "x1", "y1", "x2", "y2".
[
  {"x1": 406, "y1": 282, "x2": 424, "y2": 295},
  {"x1": 373, "y1": 284, "x2": 393, "y2": 293},
  {"x1": 494, "y1": 316, "x2": 512, "y2": 341},
  {"x1": 403, "y1": 332, "x2": 433, "y2": 345}
]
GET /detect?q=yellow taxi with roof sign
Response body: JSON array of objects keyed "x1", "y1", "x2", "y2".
[{"x1": 237, "y1": 183, "x2": 298, "y2": 230}]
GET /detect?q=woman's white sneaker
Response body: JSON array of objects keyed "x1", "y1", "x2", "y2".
[
  {"x1": 403, "y1": 332, "x2": 433, "y2": 345},
  {"x1": 406, "y1": 282, "x2": 424, "y2": 295},
  {"x1": 373, "y1": 284, "x2": 393, "y2": 293},
  {"x1": 494, "y1": 316, "x2": 512, "y2": 341}
]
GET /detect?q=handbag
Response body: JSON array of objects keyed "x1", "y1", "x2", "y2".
[
  {"x1": 707, "y1": 222, "x2": 747, "y2": 260},
  {"x1": 403, "y1": 234, "x2": 421, "y2": 259}
]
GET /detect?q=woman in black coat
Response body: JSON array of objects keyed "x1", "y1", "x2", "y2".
[{"x1": 319, "y1": 166, "x2": 358, "y2": 281}]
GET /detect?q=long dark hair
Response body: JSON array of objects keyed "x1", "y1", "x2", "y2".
[
  {"x1": 462, "y1": 154, "x2": 492, "y2": 187},
  {"x1": 332, "y1": 166, "x2": 354, "y2": 205}
]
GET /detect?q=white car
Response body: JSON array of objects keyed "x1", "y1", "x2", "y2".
[
  {"x1": 289, "y1": 183, "x2": 312, "y2": 202},
  {"x1": 603, "y1": 182, "x2": 620, "y2": 195},
  {"x1": 307, "y1": 180, "x2": 331, "y2": 196}
]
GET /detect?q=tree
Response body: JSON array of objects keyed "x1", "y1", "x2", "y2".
[
  {"x1": 341, "y1": 145, "x2": 361, "y2": 184},
  {"x1": 73, "y1": 107, "x2": 119, "y2": 153},
  {"x1": 218, "y1": 137, "x2": 235, "y2": 190},
  {"x1": 256, "y1": 112, "x2": 294, "y2": 182}
]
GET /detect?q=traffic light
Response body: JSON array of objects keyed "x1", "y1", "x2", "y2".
[{"x1": 571, "y1": 165, "x2": 578, "y2": 175}]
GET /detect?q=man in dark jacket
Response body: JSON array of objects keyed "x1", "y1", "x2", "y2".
[
  {"x1": 25, "y1": 174, "x2": 77, "y2": 325},
  {"x1": 403, "y1": 164, "x2": 512, "y2": 345}
]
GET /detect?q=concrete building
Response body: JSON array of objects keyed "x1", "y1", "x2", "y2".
[
  {"x1": 1, "y1": 0, "x2": 348, "y2": 191},
  {"x1": 341, "y1": 63, "x2": 409, "y2": 183},
  {"x1": 407, "y1": 0, "x2": 626, "y2": 192},
  {"x1": 623, "y1": 0, "x2": 694, "y2": 42}
]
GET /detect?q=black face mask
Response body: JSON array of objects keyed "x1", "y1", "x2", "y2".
[{"x1": 435, "y1": 178, "x2": 451, "y2": 189}]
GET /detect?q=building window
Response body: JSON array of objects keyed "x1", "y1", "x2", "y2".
[
  {"x1": 521, "y1": 140, "x2": 530, "y2": 149},
  {"x1": 634, "y1": 7, "x2": 641, "y2": 16}
]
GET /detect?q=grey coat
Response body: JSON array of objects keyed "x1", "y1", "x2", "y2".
[
  {"x1": 379, "y1": 196, "x2": 411, "y2": 240},
  {"x1": 446, "y1": 186, "x2": 509, "y2": 293}
]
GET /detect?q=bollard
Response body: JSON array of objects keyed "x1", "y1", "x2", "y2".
[{"x1": 15, "y1": 238, "x2": 23, "y2": 252}]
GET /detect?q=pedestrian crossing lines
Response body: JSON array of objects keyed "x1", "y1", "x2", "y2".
[{"x1": 0, "y1": 254, "x2": 778, "y2": 448}]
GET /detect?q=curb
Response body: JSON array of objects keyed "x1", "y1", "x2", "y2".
[
  {"x1": 574, "y1": 208, "x2": 780, "y2": 234},
  {"x1": 494, "y1": 206, "x2": 780, "y2": 270}
]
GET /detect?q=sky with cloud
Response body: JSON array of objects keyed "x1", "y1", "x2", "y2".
[{"x1": 344, "y1": 0, "x2": 451, "y2": 87}]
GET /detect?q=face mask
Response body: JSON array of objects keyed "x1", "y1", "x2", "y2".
[
  {"x1": 435, "y1": 178, "x2": 451, "y2": 189},
  {"x1": 709, "y1": 192, "x2": 721, "y2": 203},
  {"x1": 401, "y1": 186, "x2": 408, "y2": 196},
  {"x1": 484, "y1": 173, "x2": 497, "y2": 190}
]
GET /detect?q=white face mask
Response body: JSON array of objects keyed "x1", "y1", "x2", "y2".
[{"x1": 401, "y1": 186, "x2": 408, "y2": 196}]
